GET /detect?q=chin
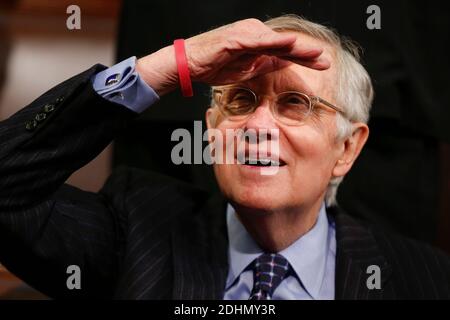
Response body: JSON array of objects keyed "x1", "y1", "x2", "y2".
[
  {"x1": 215, "y1": 167, "x2": 290, "y2": 211},
  {"x1": 229, "y1": 185, "x2": 284, "y2": 212}
]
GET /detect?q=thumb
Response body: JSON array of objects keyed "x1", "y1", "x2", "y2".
[{"x1": 248, "y1": 56, "x2": 292, "y2": 77}]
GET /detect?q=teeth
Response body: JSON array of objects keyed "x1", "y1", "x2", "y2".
[
  {"x1": 269, "y1": 160, "x2": 280, "y2": 166},
  {"x1": 244, "y1": 158, "x2": 281, "y2": 166},
  {"x1": 245, "y1": 158, "x2": 258, "y2": 164}
]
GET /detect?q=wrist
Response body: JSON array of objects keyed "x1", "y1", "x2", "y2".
[{"x1": 136, "y1": 45, "x2": 178, "y2": 97}]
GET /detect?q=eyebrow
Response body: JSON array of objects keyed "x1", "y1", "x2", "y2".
[
  {"x1": 281, "y1": 85, "x2": 315, "y2": 96},
  {"x1": 237, "y1": 74, "x2": 317, "y2": 96}
]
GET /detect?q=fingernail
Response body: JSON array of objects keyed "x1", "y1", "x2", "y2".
[
  {"x1": 316, "y1": 58, "x2": 331, "y2": 69},
  {"x1": 302, "y1": 48, "x2": 323, "y2": 56}
]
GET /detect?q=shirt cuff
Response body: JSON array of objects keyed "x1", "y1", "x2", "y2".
[{"x1": 91, "y1": 56, "x2": 159, "y2": 113}]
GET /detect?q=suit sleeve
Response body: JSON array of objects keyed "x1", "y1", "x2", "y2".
[{"x1": 0, "y1": 64, "x2": 139, "y2": 298}]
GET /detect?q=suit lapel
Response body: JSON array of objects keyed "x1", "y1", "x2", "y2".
[
  {"x1": 332, "y1": 207, "x2": 393, "y2": 299},
  {"x1": 171, "y1": 193, "x2": 229, "y2": 299}
]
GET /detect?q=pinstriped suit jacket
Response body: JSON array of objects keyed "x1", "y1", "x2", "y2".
[{"x1": 0, "y1": 65, "x2": 449, "y2": 299}]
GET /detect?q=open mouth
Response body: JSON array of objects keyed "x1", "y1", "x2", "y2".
[{"x1": 242, "y1": 157, "x2": 287, "y2": 167}]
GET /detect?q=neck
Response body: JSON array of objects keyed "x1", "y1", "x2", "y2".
[{"x1": 233, "y1": 199, "x2": 324, "y2": 252}]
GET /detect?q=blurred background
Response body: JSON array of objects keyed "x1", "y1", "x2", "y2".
[{"x1": 0, "y1": 0, "x2": 449, "y2": 299}]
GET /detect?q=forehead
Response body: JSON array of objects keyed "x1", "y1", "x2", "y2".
[{"x1": 240, "y1": 32, "x2": 337, "y2": 99}]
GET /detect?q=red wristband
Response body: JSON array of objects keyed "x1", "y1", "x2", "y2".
[{"x1": 173, "y1": 39, "x2": 193, "y2": 97}]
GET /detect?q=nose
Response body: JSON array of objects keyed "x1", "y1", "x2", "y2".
[
  {"x1": 241, "y1": 100, "x2": 280, "y2": 159},
  {"x1": 244, "y1": 100, "x2": 278, "y2": 133}
]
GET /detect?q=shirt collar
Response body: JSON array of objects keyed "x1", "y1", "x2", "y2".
[{"x1": 226, "y1": 202, "x2": 331, "y2": 299}]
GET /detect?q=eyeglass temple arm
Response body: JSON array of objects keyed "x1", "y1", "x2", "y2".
[{"x1": 316, "y1": 97, "x2": 346, "y2": 116}]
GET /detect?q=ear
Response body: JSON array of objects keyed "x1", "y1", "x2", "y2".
[
  {"x1": 205, "y1": 107, "x2": 218, "y2": 144},
  {"x1": 205, "y1": 107, "x2": 214, "y2": 130},
  {"x1": 332, "y1": 122, "x2": 369, "y2": 178}
]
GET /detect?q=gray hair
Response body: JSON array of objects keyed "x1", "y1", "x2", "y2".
[{"x1": 211, "y1": 15, "x2": 374, "y2": 206}]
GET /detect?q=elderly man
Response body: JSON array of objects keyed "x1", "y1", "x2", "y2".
[{"x1": 0, "y1": 15, "x2": 449, "y2": 300}]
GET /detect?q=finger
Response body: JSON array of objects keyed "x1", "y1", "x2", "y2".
[
  {"x1": 236, "y1": 52, "x2": 330, "y2": 71},
  {"x1": 232, "y1": 22, "x2": 329, "y2": 64},
  {"x1": 234, "y1": 24, "x2": 325, "y2": 59},
  {"x1": 225, "y1": 52, "x2": 329, "y2": 77},
  {"x1": 237, "y1": 39, "x2": 325, "y2": 61},
  {"x1": 280, "y1": 55, "x2": 331, "y2": 70},
  {"x1": 237, "y1": 29, "x2": 298, "y2": 50},
  {"x1": 233, "y1": 55, "x2": 329, "y2": 83},
  {"x1": 237, "y1": 37, "x2": 326, "y2": 67}
]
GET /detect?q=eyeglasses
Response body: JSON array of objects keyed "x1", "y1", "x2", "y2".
[{"x1": 212, "y1": 86, "x2": 346, "y2": 126}]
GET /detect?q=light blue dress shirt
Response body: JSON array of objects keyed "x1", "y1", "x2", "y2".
[
  {"x1": 91, "y1": 56, "x2": 159, "y2": 113},
  {"x1": 224, "y1": 203, "x2": 336, "y2": 300}
]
